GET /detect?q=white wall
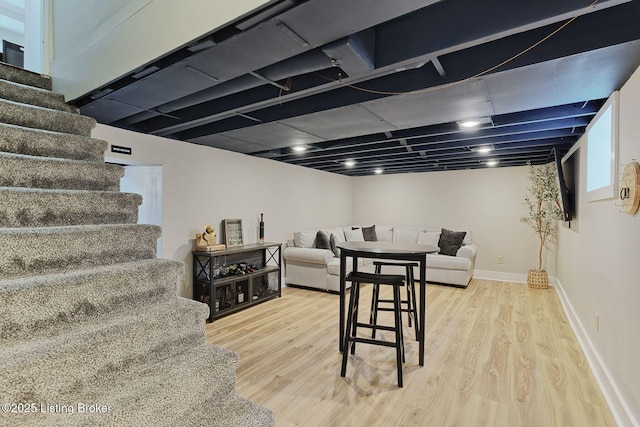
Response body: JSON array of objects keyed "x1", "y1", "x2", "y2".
[
  {"x1": 556, "y1": 66, "x2": 640, "y2": 427},
  {"x1": 93, "y1": 124, "x2": 354, "y2": 298},
  {"x1": 50, "y1": 0, "x2": 269, "y2": 100},
  {"x1": 352, "y1": 166, "x2": 548, "y2": 280}
]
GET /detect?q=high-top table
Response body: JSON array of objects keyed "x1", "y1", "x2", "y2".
[{"x1": 337, "y1": 241, "x2": 439, "y2": 366}]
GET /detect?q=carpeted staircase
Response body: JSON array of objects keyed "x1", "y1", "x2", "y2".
[{"x1": 0, "y1": 62, "x2": 274, "y2": 426}]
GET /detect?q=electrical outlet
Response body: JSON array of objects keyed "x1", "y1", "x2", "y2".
[
  {"x1": 595, "y1": 313, "x2": 600, "y2": 332},
  {"x1": 497, "y1": 256, "x2": 504, "y2": 264}
]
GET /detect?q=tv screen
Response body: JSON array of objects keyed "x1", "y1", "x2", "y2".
[{"x1": 552, "y1": 148, "x2": 572, "y2": 222}]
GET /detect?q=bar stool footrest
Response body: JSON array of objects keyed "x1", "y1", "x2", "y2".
[{"x1": 349, "y1": 336, "x2": 399, "y2": 348}]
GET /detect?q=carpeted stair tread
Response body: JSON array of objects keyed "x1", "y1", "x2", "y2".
[
  {"x1": 0, "y1": 259, "x2": 185, "y2": 341},
  {"x1": 0, "y1": 298, "x2": 211, "y2": 397},
  {"x1": 0, "y1": 152, "x2": 123, "y2": 191},
  {"x1": 0, "y1": 187, "x2": 142, "y2": 227},
  {"x1": 0, "y1": 342, "x2": 242, "y2": 427},
  {"x1": 0, "y1": 78, "x2": 78, "y2": 113},
  {"x1": 0, "y1": 98, "x2": 95, "y2": 136},
  {"x1": 88, "y1": 342, "x2": 245, "y2": 427},
  {"x1": 0, "y1": 123, "x2": 107, "y2": 161},
  {"x1": 0, "y1": 224, "x2": 161, "y2": 279},
  {"x1": 0, "y1": 66, "x2": 275, "y2": 427},
  {"x1": 0, "y1": 62, "x2": 51, "y2": 90}
]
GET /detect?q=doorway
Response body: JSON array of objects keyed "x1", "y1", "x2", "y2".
[
  {"x1": 118, "y1": 164, "x2": 164, "y2": 258},
  {"x1": 0, "y1": 0, "x2": 46, "y2": 73}
]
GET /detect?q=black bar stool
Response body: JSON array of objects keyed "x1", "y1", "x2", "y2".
[
  {"x1": 371, "y1": 261, "x2": 419, "y2": 341},
  {"x1": 341, "y1": 271, "x2": 406, "y2": 387}
]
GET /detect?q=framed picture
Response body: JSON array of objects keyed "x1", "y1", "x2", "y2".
[{"x1": 223, "y1": 218, "x2": 243, "y2": 247}]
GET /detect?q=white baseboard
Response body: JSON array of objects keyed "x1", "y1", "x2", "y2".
[
  {"x1": 473, "y1": 269, "x2": 557, "y2": 285},
  {"x1": 555, "y1": 278, "x2": 639, "y2": 427}
]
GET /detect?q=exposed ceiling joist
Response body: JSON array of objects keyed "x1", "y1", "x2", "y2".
[{"x1": 74, "y1": 0, "x2": 640, "y2": 176}]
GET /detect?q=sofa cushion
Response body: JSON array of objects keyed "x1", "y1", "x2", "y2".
[
  {"x1": 327, "y1": 257, "x2": 372, "y2": 276},
  {"x1": 426, "y1": 253, "x2": 471, "y2": 270},
  {"x1": 438, "y1": 228, "x2": 467, "y2": 256},
  {"x1": 392, "y1": 227, "x2": 425, "y2": 243},
  {"x1": 344, "y1": 228, "x2": 365, "y2": 242},
  {"x1": 361, "y1": 225, "x2": 377, "y2": 241},
  {"x1": 315, "y1": 230, "x2": 331, "y2": 250},
  {"x1": 329, "y1": 232, "x2": 345, "y2": 257},
  {"x1": 374, "y1": 225, "x2": 393, "y2": 242},
  {"x1": 418, "y1": 230, "x2": 441, "y2": 247},
  {"x1": 294, "y1": 231, "x2": 317, "y2": 248}
]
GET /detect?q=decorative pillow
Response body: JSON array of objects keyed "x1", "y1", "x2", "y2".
[
  {"x1": 417, "y1": 231, "x2": 441, "y2": 247},
  {"x1": 437, "y1": 228, "x2": 467, "y2": 256},
  {"x1": 392, "y1": 227, "x2": 425, "y2": 243},
  {"x1": 294, "y1": 231, "x2": 317, "y2": 248},
  {"x1": 315, "y1": 230, "x2": 331, "y2": 250},
  {"x1": 322, "y1": 227, "x2": 345, "y2": 242},
  {"x1": 361, "y1": 225, "x2": 377, "y2": 241},
  {"x1": 344, "y1": 228, "x2": 365, "y2": 242},
  {"x1": 460, "y1": 229, "x2": 472, "y2": 245},
  {"x1": 329, "y1": 232, "x2": 345, "y2": 257}
]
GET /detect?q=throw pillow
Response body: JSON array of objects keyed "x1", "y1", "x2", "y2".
[
  {"x1": 460, "y1": 229, "x2": 472, "y2": 245},
  {"x1": 315, "y1": 230, "x2": 331, "y2": 250},
  {"x1": 322, "y1": 227, "x2": 345, "y2": 243},
  {"x1": 344, "y1": 228, "x2": 365, "y2": 242},
  {"x1": 361, "y1": 225, "x2": 377, "y2": 241},
  {"x1": 417, "y1": 231, "x2": 441, "y2": 247},
  {"x1": 294, "y1": 231, "x2": 317, "y2": 248},
  {"x1": 329, "y1": 232, "x2": 345, "y2": 257},
  {"x1": 438, "y1": 228, "x2": 467, "y2": 256}
]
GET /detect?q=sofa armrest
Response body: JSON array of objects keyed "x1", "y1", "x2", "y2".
[
  {"x1": 456, "y1": 244, "x2": 477, "y2": 261},
  {"x1": 283, "y1": 246, "x2": 335, "y2": 265}
]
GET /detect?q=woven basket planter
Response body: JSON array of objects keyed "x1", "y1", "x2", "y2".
[{"x1": 527, "y1": 269, "x2": 549, "y2": 289}]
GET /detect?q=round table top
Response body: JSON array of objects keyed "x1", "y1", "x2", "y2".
[{"x1": 337, "y1": 241, "x2": 439, "y2": 255}]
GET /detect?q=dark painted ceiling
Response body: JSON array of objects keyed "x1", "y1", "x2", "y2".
[{"x1": 74, "y1": 0, "x2": 640, "y2": 176}]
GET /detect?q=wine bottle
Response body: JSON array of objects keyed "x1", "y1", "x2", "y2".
[{"x1": 259, "y1": 213, "x2": 265, "y2": 243}]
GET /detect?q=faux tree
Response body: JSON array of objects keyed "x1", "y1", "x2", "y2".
[{"x1": 520, "y1": 162, "x2": 564, "y2": 275}]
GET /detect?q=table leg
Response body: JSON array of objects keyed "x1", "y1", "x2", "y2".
[
  {"x1": 339, "y1": 250, "x2": 347, "y2": 352},
  {"x1": 419, "y1": 257, "x2": 426, "y2": 366}
]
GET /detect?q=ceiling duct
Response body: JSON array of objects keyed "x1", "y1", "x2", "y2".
[
  {"x1": 79, "y1": 0, "x2": 439, "y2": 124},
  {"x1": 125, "y1": 29, "x2": 380, "y2": 126},
  {"x1": 321, "y1": 29, "x2": 376, "y2": 78}
]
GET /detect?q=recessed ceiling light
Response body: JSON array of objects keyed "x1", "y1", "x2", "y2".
[
  {"x1": 458, "y1": 116, "x2": 493, "y2": 130},
  {"x1": 344, "y1": 160, "x2": 357, "y2": 167},
  {"x1": 486, "y1": 160, "x2": 499, "y2": 167},
  {"x1": 459, "y1": 120, "x2": 480, "y2": 128},
  {"x1": 373, "y1": 168, "x2": 384, "y2": 174},
  {"x1": 292, "y1": 145, "x2": 307, "y2": 153},
  {"x1": 470, "y1": 144, "x2": 494, "y2": 153}
]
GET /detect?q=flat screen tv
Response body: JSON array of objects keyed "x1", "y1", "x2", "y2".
[{"x1": 551, "y1": 147, "x2": 572, "y2": 222}]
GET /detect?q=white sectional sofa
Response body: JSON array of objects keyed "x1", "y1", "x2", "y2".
[{"x1": 283, "y1": 225, "x2": 477, "y2": 292}]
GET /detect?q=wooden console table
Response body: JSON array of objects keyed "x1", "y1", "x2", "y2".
[{"x1": 192, "y1": 242, "x2": 281, "y2": 322}]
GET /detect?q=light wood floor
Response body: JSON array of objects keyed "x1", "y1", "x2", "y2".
[{"x1": 206, "y1": 279, "x2": 616, "y2": 427}]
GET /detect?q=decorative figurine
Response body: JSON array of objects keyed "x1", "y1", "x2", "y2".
[{"x1": 196, "y1": 224, "x2": 226, "y2": 251}]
